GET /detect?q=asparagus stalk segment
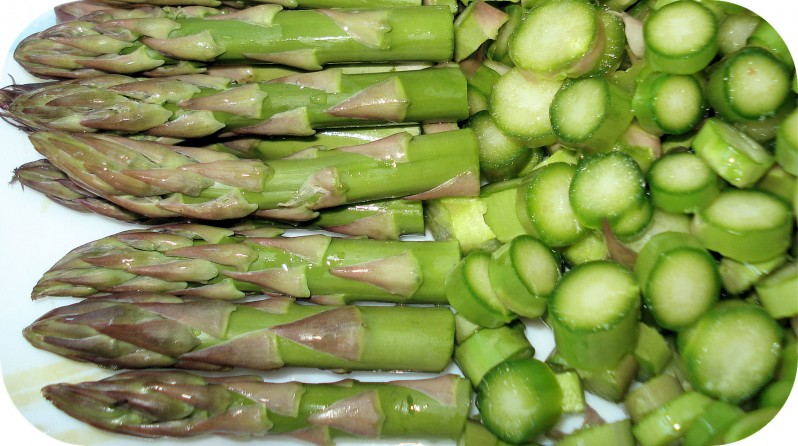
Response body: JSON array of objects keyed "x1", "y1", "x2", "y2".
[
  {"x1": 41, "y1": 370, "x2": 470, "y2": 443},
  {"x1": 25, "y1": 293, "x2": 457, "y2": 372},
  {"x1": 32, "y1": 223, "x2": 459, "y2": 302},
  {"x1": 55, "y1": 1, "x2": 234, "y2": 24},
  {"x1": 13, "y1": 159, "x2": 151, "y2": 223},
  {"x1": 205, "y1": 125, "x2": 421, "y2": 160},
  {"x1": 57, "y1": 1, "x2": 425, "y2": 24},
  {"x1": 12, "y1": 158, "x2": 425, "y2": 239},
  {"x1": 81, "y1": 0, "x2": 424, "y2": 9},
  {"x1": 15, "y1": 5, "x2": 453, "y2": 78},
  {"x1": 1, "y1": 67, "x2": 468, "y2": 137},
  {"x1": 25, "y1": 128, "x2": 478, "y2": 221}
]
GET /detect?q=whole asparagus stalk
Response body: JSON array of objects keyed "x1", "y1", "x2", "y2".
[
  {"x1": 55, "y1": 1, "x2": 234, "y2": 23},
  {"x1": 57, "y1": 1, "x2": 424, "y2": 24},
  {"x1": 1, "y1": 68, "x2": 468, "y2": 137},
  {"x1": 41, "y1": 370, "x2": 471, "y2": 443},
  {"x1": 25, "y1": 128, "x2": 478, "y2": 221},
  {"x1": 32, "y1": 223, "x2": 460, "y2": 302},
  {"x1": 88, "y1": 0, "x2": 423, "y2": 8},
  {"x1": 15, "y1": 5, "x2": 453, "y2": 78},
  {"x1": 24, "y1": 293, "x2": 457, "y2": 371},
  {"x1": 12, "y1": 159, "x2": 426, "y2": 238}
]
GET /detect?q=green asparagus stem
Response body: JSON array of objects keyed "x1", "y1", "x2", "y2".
[
  {"x1": 12, "y1": 159, "x2": 426, "y2": 239},
  {"x1": 32, "y1": 223, "x2": 460, "y2": 302},
  {"x1": 86, "y1": 0, "x2": 423, "y2": 8},
  {"x1": 41, "y1": 370, "x2": 470, "y2": 443},
  {"x1": 42, "y1": 372, "x2": 471, "y2": 445},
  {"x1": 25, "y1": 294, "x2": 457, "y2": 372},
  {"x1": 204, "y1": 62, "x2": 433, "y2": 84},
  {"x1": 204, "y1": 125, "x2": 421, "y2": 159},
  {"x1": 26, "y1": 128, "x2": 478, "y2": 221},
  {"x1": 55, "y1": 1, "x2": 234, "y2": 24},
  {"x1": 57, "y1": 1, "x2": 426, "y2": 25},
  {"x1": 1, "y1": 67, "x2": 468, "y2": 137},
  {"x1": 16, "y1": 5, "x2": 453, "y2": 78}
]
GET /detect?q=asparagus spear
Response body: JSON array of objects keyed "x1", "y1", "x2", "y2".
[
  {"x1": 25, "y1": 128, "x2": 478, "y2": 221},
  {"x1": 42, "y1": 370, "x2": 470, "y2": 443},
  {"x1": 25, "y1": 293, "x2": 457, "y2": 372},
  {"x1": 1, "y1": 68, "x2": 468, "y2": 136},
  {"x1": 204, "y1": 125, "x2": 421, "y2": 159},
  {"x1": 86, "y1": 0, "x2": 422, "y2": 8},
  {"x1": 12, "y1": 159, "x2": 426, "y2": 238},
  {"x1": 31, "y1": 223, "x2": 460, "y2": 302},
  {"x1": 56, "y1": 1, "x2": 137, "y2": 23},
  {"x1": 55, "y1": 1, "x2": 233, "y2": 23},
  {"x1": 203, "y1": 62, "x2": 433, "y2": 84},
  {"x1": 12, "y1": 159, "x2": 151, "y2": 223},
  {"x1": 15, "y1": 5, "x2": 453, "y2": 78}
]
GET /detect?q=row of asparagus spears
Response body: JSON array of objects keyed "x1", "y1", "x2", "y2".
[
  {"x1": 5, "y1": 1, "x2": 523, "y2": 445},
  {"x1": 4, "y1": 0, "x2": 797, "y2": 445}
]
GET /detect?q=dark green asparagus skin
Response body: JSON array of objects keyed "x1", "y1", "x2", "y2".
[
  {"x1": 24, "y1": 293, "x2": 457, "y2": 372},
  {"x1": 41, "y1": 370, "x2": 470, "y2": 443},
  {"x1": 1, "y1": 68, "x2": 468, "y2": 137},
  {"x1": 32, "y1": 223, "x2": 460, "y2": 302},
  {"x1": 12, "y1": 159, "x2": 425, "y2": 238},
  {"x1": 16, "y1": 5, "x2": 453, "y2": 78},
  {"x1": 25, "y1": 128, "x2": 478, "y2": 221}
]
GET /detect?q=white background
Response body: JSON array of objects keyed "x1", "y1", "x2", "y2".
[{"x1": 0, "y1": 0, "x2": 796, "y2": 445}]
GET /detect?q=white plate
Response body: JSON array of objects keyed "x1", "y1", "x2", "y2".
[{"x1": 0, "y1": 1, "x2": 796, "y2": 445}]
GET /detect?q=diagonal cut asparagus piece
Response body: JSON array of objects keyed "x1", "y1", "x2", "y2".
[
  {"x1": 1, "y1": 68, "x2": 468, "y2": 137},
  {"x1": 26, "y1": 128, "x2": 478, "y2": 220},
  {"x1": 32, "y1": 223, "x2": 460, "y2": 302},
  {"x1": 12, "y1": 159, "x2": 425, "y2": 239},
  {"x1": 41, "y1": 370, "x2": 470, "y2": 443},
  {"x1": 24, "y1": 294, "x2": 457, "y2": 372},
  {"x1": 16, "y1": 5, "x2": 453, "y2": 78}
]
